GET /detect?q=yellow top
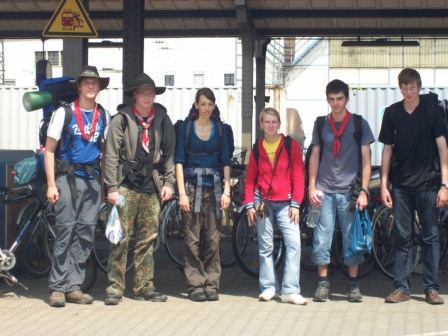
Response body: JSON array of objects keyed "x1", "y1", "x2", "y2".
[{"x1": 262, "y1": 136, "x2": 281, "y2": 164}]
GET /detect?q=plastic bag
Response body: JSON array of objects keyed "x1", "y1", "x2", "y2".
[
  {"x1": 345, "y1": 208, "x2": 373, "y2": 258},
  {"x1": 105, "y1": 195, "x2": 125, "y2": 244}
]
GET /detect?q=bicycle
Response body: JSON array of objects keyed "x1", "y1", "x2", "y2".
[
  {"x1": 1, "y1": 183, "x2": 97, "y2": 292},
  {"x1": 372, "y1": 203, "x2": 448, "y2": 279}
]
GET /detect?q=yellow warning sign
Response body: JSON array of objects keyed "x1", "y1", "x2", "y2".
[{"x1": 42, "y1": 0, "x2": 98, "y2": 38}]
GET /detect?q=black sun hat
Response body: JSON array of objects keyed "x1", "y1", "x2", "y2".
[
  {"x1": 73, "y1": 65, "x2": 109, "y2": 90},
  {"x1": 125, "y1": 73, "x2": 166, "y2": 97}
]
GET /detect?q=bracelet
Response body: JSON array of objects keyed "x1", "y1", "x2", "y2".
[
  {"x1": 360, "y1": 187, "x2": 370, "y2": 196},
  {"x1": 441, "y1": 183, "x2": 448, "y2": 189},
  {"x1": 224, "y1": 192, "x2": 231, "y2": 197}
]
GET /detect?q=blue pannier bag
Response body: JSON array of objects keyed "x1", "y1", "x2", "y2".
[
  {"x1": 345, "y1": 208, "x2": 373, "y2": 258},
  {"x1": 13, "y1": 154, "x2": 43, "y2": 186}
]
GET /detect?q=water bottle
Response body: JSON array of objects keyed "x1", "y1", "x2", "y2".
[{"x1": 306, "y1": 191, "x2": 324, "y2": 228}]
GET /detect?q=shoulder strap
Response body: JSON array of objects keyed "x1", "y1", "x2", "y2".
[
  {"x1": 352, "y1": 113, "x2": 363, "y2": 173},
  {"x1": 216, "y1": 121, "x2": 224, "y2": 153},
  {"x1": 315, "y1": 116, "x2": 325, "y2": 162},
  {"x1": 97, "y1": 103, "x2": 107, "y2": 128},
  {"x1": 185, "y1": 120, "x2": 194, "y2": 153},
  {"x1": 284, "y1": 135, "x2": 293, "y2": 170},
  {"x1": 252, "y1": 140, "x2": 259, "y2": 164}
]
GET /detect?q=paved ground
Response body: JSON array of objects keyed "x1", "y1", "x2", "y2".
[{"x1": 1, "y1": 250, "x2": 448, "y2": 336}]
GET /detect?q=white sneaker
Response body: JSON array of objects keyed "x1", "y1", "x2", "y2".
[
  {"x1": 282, "y1": 293, "x2": 308, "y2": 305},
  {"x1": 258, "y1": 289, "x2": 276, "y2": 301}
]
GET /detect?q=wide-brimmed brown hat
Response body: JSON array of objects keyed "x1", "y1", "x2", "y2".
[
  {"x1": 125, "y1": 73, "x2": 166, "y2": 97},
  {"x1": 73, "y1": 65, "x2": 109, "y2": 90}
]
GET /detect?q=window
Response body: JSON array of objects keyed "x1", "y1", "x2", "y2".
[
  {"x1": 224, "y1": 73, "x2": 235, "y2": 86},
  {"x1": 194, "y1": 74, "x2": 204, "y2": 87},
  {"x1": 165, "y1": 75, "x2": 174, "y2": 86},
  {"x1": 35, "y1": 51, "x2": 62, "y2": 66}
]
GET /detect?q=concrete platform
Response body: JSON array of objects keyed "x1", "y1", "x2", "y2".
[{"x1": 1, "y1": 249, "x2": 448, "y2": 336}]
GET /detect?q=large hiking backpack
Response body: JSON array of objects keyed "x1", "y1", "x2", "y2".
[
  {"x1": 420, "y1": 91, "x2": 448, "y2": 143},
  {"x1": 174, "y1": 104, "x2": 235, "y2": 159},
  {"x1": 36, "y1": 77, "x2": 106, "y2": 151}
]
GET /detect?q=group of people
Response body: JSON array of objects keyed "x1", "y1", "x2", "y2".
[{"x1": 44, "y1": 65, "x2": 447, "y2": 308}]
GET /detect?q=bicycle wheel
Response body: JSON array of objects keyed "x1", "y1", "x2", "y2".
[
  {"x1": 162, "y1": 199, "x2": 185, "y2": 267},
  {"x1": 16, "y1": 202, "x2": 52, "y2": 278},
  {"x1": 332, "y1": 223, "x2": 376, "y2": 279},
  {"x1": 299, "y1": 202, "x2": 317, "y2": 272},
  {"x1": 92, "y1": 203, "x2": 134, "y2": 273},
  {"x1": 219, "y1": 207, "x2": 237, "y2": 268},
  {"x1": 438, "y1": 212, "x2": 448, "y2": 264},
  {"x1": 232, "y1": 209, "x2": 284, "y2": 279},
  {"x1": 372, "y1": 205, "x2": 421, "y2": 279}
]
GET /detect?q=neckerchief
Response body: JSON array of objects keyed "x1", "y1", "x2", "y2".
[
  {"x1": 329, "y1": 111, "x2": 351, "y2": 159},
  {"x1": 133, "y1": 106, "x2": 155, "y2": 153},
  {"x1": 74, "y1": 99, "x2": 99, "y2": 141}
]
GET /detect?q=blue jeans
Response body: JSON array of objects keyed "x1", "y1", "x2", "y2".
[
  {"x1": 311, "y1": 192, "x2": 364, "y2": 267},
  {"x1": 392, "y1": 188, "x2": 440, "y2": 293},
  {"x1": 255, "y1": 197, "x2": 302, "y2": 294}
]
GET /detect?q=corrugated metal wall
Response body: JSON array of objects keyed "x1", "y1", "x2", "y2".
[
  {"x1": 348, "y1": 87, "x2": 448, "y2": 166},
  {"x1": 0, "y1": 86, "x2": 242, "y2": 152}
]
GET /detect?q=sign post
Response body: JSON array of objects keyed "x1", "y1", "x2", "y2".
[{"x1": 42, "y1": 0, "x2": 98, "y2": 38}]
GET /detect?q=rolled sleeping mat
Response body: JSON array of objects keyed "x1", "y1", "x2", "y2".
[{"x1": 23, "y1": 90, "x2": 53, "y2": 112}]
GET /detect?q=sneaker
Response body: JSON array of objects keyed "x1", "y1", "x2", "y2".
[
  {"x1": 313, "y1": 280, "x2": 330, "y2": 302},
  {"x1": 282, "y1": 293, "x2": 308, "y2": 305},
  {"x1": 347, "y1": 281, "x2": 363, "y2": 303},
  {"x1": 104, "y1": 294, "x2": 122, "y2": 306},
  {"x1": 65, "y1": 290, "x2": 94, "y2": 304},
  {"x1": 258, "y1": 289, "x2": 277, "y2": 301},
  {"x1": 134, "y1": 291, "x2": 168, "y2": 302},
  {"x1": 49, "y1": 291, "x2": 65, "y2": 308},
  {"x1": 425, "y1": 290, "x2": 444, "y2": 305},
  {"x1": 385, "y1": 290, "x2": 410, "y2": 303}
]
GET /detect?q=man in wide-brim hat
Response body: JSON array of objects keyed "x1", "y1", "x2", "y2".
[
  {"x1": 72, "y1": 65, "x2": 109, "y2": 91},
  {"x1": 103, "y1": 73, "x2": 175, "y2": 305},
  {"x1": 46, "y1": 65, "x2": 111, "y2": 308},
  {"x1": 124, "y1": 73, "x2": 165, "y2": 97}
]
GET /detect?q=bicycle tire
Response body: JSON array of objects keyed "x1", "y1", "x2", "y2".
[
  {"x1": 16, "y1": 202, "x2": 52, "y2": 278},
  {"x1": 232, "y1": 209, "x2": 285, "y2": 279},
  {"x1": 332, "y1": 224, "x2": 376, "y2": 279},
  {"x1": 162, "y1": 199, "x2": 185, "y2": 268},
  {"x1": 80, "y1": 253, "x2": 98, "y2": 293},
  {"x1": 372, "y1": 205, "x2": 421, "y2": 279},
  {"x1": 92, "y1": 203, "x2": 134, "y2": 273},
  {"x1": 299, "y1": 203, "x2": 317, "y2": 272}
]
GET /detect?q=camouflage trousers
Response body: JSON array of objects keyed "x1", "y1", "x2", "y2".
[
  {"x1": 183, "y1": 185, "x2": 221, "y2": 293},
  {"x1": 106, "y1": 186, "x2": 160, "y2": 296}
]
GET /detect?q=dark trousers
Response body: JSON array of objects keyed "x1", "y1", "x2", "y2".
[
  {"x1": 183, "y1": 185, "x2": 221, "y2": 293},
  {"x1": 392, "y1": 188, "x2": 440, "y2": 293}
]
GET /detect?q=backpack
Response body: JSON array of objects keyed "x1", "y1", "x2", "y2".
[
  {"x1": 419, "y1": 91, "x2": 448, "y2": 143},
  {"x1": 37, "y1": 77, "x2": 106, "y2": 152},
  {"x1": 304, "y1": 114, "x2": 363, "y2": 189},
  {"x1": 252, "y1": 135, "x2": 294, "y2": 170},
  {"x1": 174, "y1": 104, "x2": 235, "y2": 159}
]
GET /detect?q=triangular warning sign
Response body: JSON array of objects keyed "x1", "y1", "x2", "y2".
[{"x1": 42, "y1": 0, "x2": 98, "y2": 38}]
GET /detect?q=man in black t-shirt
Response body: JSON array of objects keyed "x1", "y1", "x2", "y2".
[{"x1": 379, "y1": 68, "x2": 448, "y2": 305}]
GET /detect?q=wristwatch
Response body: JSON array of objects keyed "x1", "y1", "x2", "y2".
[
  {"x1": 441, "y1": 183, "x2": 448, "y2": 189},
  {"x1": 360, "y1": 187, "x2": 370, "y2": 196}
]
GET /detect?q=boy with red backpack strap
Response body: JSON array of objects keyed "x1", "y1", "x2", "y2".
[{"x1": 308, "y1": 79, "x2": 375, "y2": 303}]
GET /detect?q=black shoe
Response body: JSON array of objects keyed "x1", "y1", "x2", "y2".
[
  {"x1": 134, "y1": 291, "x2": 168, "y2": 302},
  {"x1": 189, "y1": 291, "x2": 207, "y2": 302},
  {"x1": 205, "y1": 290, "x2": 219, "y2": 301},
  {"x1": 105, "y1": 294, "x2": 122, "y2": 305}
]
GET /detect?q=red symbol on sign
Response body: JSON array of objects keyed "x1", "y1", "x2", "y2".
[{"x1": 61, "y1": 9, "x2": 84, "y2": 31}]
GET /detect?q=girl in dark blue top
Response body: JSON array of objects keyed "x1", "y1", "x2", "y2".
[{"x1": 175, "y1": 88, "x2": 231, "y2": 302}]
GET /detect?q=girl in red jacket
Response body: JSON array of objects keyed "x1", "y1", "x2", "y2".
[{"x1": 245, "y1": 107, "x2": 306, "y2": 305}]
